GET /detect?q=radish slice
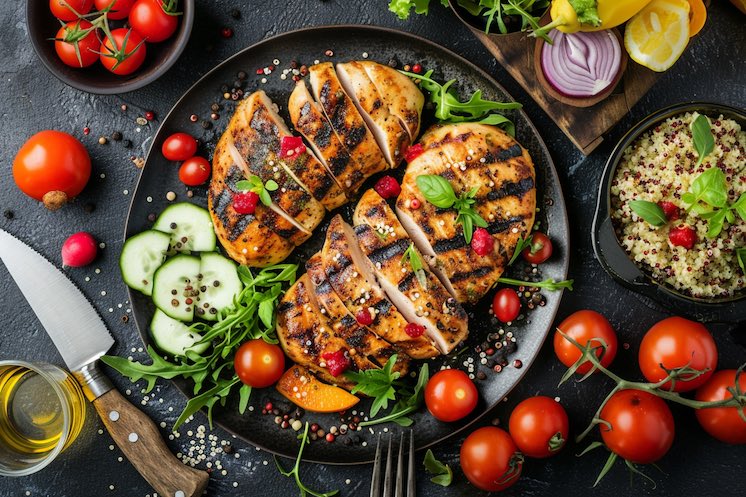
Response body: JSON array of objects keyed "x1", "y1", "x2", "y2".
[{"x1": 541, "y1": 30, "x2": 622, "y2": 98}]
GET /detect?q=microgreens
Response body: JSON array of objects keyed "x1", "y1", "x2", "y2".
[
  {"x1": 236, "y1": 176, "x2": 280, "y2": 206},
  {"x1": 415, "y1": 175, "x2": 488, "y2": 243},
  {"x1": 275, "y1": 422, "x2": 339, "y2": 497},
  {"x1": 508, "y1": 234, "x2": 533, "y2": 265},
  {"x1": 402, "y1": 242, "x2": 428, "y2": 288},
  {"x1": 423, "y1": 449, "x2": 453, "y2": 487},
  {"x1": 497, "y1": 276, "x2": 573, "y2": 291}
]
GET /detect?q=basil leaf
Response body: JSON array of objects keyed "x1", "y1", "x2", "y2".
[
  {"x1": 569, "y1": 0, "x2": 601, "y2": 26},
  {"x1": 629, "y1": 200, "x2": 668, "y2": 227},
  {"x1": 416, "y1": 174, "x2": 457, "y2": 208},
  {"x1": 737, "y1": 247, "x2": 746, "y2": 275},
  {"x1": 732, "y1": 193, "x2": 746, "y2": 221},
  {"x1": 691, "y1": 114, "x2": 715, "y2": 167},
  {"x1": 686, "y1": 168, "x2": 729, "y2": 210},
  {"x1": 705, "y1": 209, "x2": 728, "y2": 238},
  {"x1": 424, "y1": 449, "x2": 453, "y2": 487},
  {"x1": 235, "y1": 180, "x2": 252, "y2": 191}
]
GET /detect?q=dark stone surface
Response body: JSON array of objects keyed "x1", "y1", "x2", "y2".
[{"x1": 0, "y1": 1, "x2": 744, "y2": 496}]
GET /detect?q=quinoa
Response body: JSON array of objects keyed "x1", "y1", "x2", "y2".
[{"x1": 610, "y1": 112, "x2": 746, "y2": 299}]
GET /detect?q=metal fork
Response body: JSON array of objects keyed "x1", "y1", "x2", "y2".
[{"x1": 370, "y1": 431, "x2": 416, "y2": 497}]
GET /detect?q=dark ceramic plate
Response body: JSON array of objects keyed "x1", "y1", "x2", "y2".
[
  {"x1": 123, "y1": 26, "x2": 569, "y2": 464},
  {"x1": 592, "y1": 102, "x2": 746, "y2": 325}
]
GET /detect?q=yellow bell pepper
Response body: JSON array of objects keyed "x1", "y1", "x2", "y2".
[{"x1": 534, "y1": 0, "x2": 654, "y2": 38}]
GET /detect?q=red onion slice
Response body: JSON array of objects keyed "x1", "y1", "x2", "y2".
[{"x1": 541, "y1": 30, "x2": 622, "y2": 98}]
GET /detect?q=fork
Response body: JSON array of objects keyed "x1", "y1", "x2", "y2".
[{"x1": 369, "y1": 431, "x2": 416, "y2": 497}]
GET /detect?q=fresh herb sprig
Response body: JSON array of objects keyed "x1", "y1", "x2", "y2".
[
  {"x1": 359, "y1": 363, "x2": 430, "y2": 428},
  {"x1": 497, "y1": 276, "x2": 574, "y2": 291},
  {"x1": 102, "y1": 263, "x2": 298, "y2": 430},
  {"x1": 399, "y1": 69, "x2": 521, "y2": 136},
  {"x1": 403, "y1": 242, "x2": 428, "y2": 288},
  {"x1": 275, "y1": 422, "x2": 339, "y2": 497},
  {"x1": 236, "y1": 176, "x2": 279, "y2": 206},
  {"x1": 682, "y1": 168, "x2": 746, "y2": 238},
  {"x1": 415, "y1": 175, "x2": 488, "y2": 243},
  {"x1": 508, "y1": 234, "x2": 533, "y2": 265},
  {"x1": 424, "y1": 449, "x2": 453, "y2": 487},
  {"x1": 737, "y1": 247, "x2": 746, "y2": 276},
  {"x1": 344, "y1": 355, "x2": 401, "y2": 418}
]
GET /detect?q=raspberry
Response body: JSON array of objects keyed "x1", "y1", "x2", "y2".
[
  {"x1": 280, "y1": 136, "x2": 306, "y2": 158},
  {"x1": 668, "y1": 224, "x2": 696, "y2": 250},
  {"x1": 658, "y1": 201, "x2": 680, "y2": 221},
  {"x1": 233, "y1": 191, "x2": 259, "y2": 214},
  {"x1": 404, "y1": 323, "x2": 425, "y2": 338},
  {"x1": 374, "y1": 176, "x2": 401, "y2": 199},
  {"x1": 404, "y1": 143, "x2": 424, "y2": 163},
  {"x1": 355, "y1": 308, "x2": 373, "y2": 326},
  {"x1": 471, "y1": 228, "x2": 494, "y2": 256},
  {"x1": 321, "y1": 350, "x2": 350, "y2": 377}
]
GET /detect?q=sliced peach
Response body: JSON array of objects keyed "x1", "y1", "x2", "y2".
[{"x1": 276, "y1": 365, "x2": 360, "y2": 413}]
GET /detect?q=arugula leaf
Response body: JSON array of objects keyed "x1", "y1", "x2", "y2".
[
  {"x1": 402, "y1": 243, "x2": 428, "y2": 288},
  {"x1": 691, "y1": 114, "x2": 715, "y2": 167},
  {"x1": 629, "y1": 200, "x2": 668, "y2": 227},
  {"x1": 475, "y1": 113, "x2": 516, "y2": 137},
  {"x1": 275, "y1": 423, "x2": 339, "y2": 497},
  {"x1": 359, "y1": 363, "x2": 430, "y2": 427},
  {"x1": 498, "y1": 277, "x2": 574, "y2": 291},
  {"x1": 388, "y1": 0, "x2": 449, "y2": 20},
  {"x1": 508, "y1": 234, "x2": 533, "y2": 266},
  {"x1": 569, "y1": 0, "x2": 601, "y2": 26},
  {"x1": 737, "y1": 247, "x2": 746, "y2": 275},
  {"x1": 424, "y1": 449, "x2": 453, "y2": 487},
  {"x1": 345, "y1": 355, "x2": 400, "y2": 418}
]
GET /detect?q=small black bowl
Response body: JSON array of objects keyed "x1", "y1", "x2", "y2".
[
  {"x1": 27, "y1": 0, "x2": 194, "y2": 94},
  {"x1": 592, "y1": 102, "x2": 746, "y2": 325}
]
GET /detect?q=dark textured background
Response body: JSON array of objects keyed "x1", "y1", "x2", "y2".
[{"x1": 0, "y1": 1, "x2": 744, "y2": 496}]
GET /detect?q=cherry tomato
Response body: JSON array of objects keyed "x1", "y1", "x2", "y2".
[
  {"x1": 129, "y1": 0, "x2": 179, "y2": 43},
  {"x1": 162, "y1": 132, "x2": 198, "y2": 161},
  {"x1": 460, "y1": 427, "x2": 522, "y2": 492},
  {"x1": 234, "y1": 339, "x2": 285, "y2": 388},
  {"x1": 522, "y1": 232, "x2": 553, "y2": 264},
  {"x1": 695, "y1": 370, "x2": 746, "y2": 444},
  {"x1": 639, "y1": 317, "x2": 717, "y2": 392},
  {"x1": 99, "y1": 28, "x2": 147, "y2": 75},
  {"x1": 509, "y1": 396, "x2": 569, "y2": 458},
  {"x1": 50, "y1": 0, "x2": 94, "y2": 21},
  {"x1": 492, "y1": 288, "x2": 521, "y2": 323},
  {"x1": 178, "y1": 156, "x2": 211, "y2": 186},
  {"x1": 554, "y1": 310, "x2": 618, "y2": 375},
  {"x1": 94, "y1": 0, "x2": 135, "y2": 19},
  {"x1": 13, "y1": 130, "x2": 91, "y2": 210},
  {"x1": 425, "y1": 369, "x2": 478, "y2": 422},
  {"x1": 599, "y1": 389, "x2": 674, "y2": 464},
  {"x1": 54, "y1": 20, "x2": 99, "y2": 68}
]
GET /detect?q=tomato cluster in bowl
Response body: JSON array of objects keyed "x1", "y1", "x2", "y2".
[{"x1": 51, "y1": 0, "x2": 181, "y2": 75}]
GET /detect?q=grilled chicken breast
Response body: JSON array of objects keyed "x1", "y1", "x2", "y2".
[
  {"x1": 353, "y1": 190, "x2": 469, "y2": 354},
  {"x1": 321, "y1": 215, "x2": 439, "y2": 359},
  {"x1": 396, "y1": 123, "x2": 536, "y2": 304},
  {"x1": 359, "y1": 61, "x2": 424, "y2": 141},
  {"x1": 336, "y1": 61, "x2": 410, "y2": 167},
  {"x1": 309, "y1": 63, "x2": 389, "y2": 182}
]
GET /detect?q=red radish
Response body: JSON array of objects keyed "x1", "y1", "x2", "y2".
[{"x1": 61, "y1": 232, "x2": 97, "y2": 267}]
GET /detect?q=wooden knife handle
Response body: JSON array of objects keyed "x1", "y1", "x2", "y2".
[{"x1": 93, "y1": 389, "x2": 209, "y2": 497}]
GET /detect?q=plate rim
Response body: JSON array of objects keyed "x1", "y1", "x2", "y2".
[{"x1": 121, "y1": 24, "x2": 570, "y2": 464}]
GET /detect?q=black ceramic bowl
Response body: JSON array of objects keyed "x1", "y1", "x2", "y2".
[
  {"x1": 592, "y1": 102, "x2": 746, "y2": 325},
  {"x1": 27, "y1": 0, "x2": 193, "y2": 94}
]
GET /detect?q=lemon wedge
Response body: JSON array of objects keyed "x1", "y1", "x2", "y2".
[{"x1": 624, "y1": 0, "x2": 691, "y2": 72}]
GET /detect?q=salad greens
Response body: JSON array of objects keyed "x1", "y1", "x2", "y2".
[
  {"x1": 275, "y1": 422, "x2": 339, "y2": 497},
  {"x1": 424, "y1": 449, "x2": 454, "y2": 486},
  {"x1": 236, "y1": 176, "x2": 279, "y2": 206},
  {"x1": 415, "y1": 174, "x2": 488, "y2": 243}
]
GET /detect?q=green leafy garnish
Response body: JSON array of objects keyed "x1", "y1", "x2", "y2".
[
  {"x1": 737, "y1": 247, "x2": 746, "y2": 275},
  {"x1": 345, "y1": 355, "x2": 401, "y2": 418},
  {"x1": 403, "y1": 242, "x2": 428, "y2": 288},
  {"x1": 691, "y1": 114, "x2": 715, "y2": 167},
  {"x1": 358, "y1": 363, "x2": 430, "y2": 427},
  {"x1": 681, "y1": 167, "x2": 744, "y2": 238},
  {"x1": 236, "y1": 176, "x2": 279, "y2": 206},
  {"x1": 568, "y1": 0, "x2": 601, "y2": 26},
  {"x1": 275, "y1": 422, "x2": 339, "y2": 497},
  {"x1": 497, "y1": 276, "x2": 574, "y2": 291},
  {"x1": 508, "y1": 234, "x2": 533, "y2": 265},
  {"x1": 101, "y1": 263, "x2": 298, "y2": 430},
  {"x1": 388, "y1": 0, "x2": 449, "y2": 19},
  {"x1": 629, "y1": 200, "x2": 668, "y2": 227},
  {"x1": 415, "y1": 175, "x2": 488, "y2": 243},
  {"x1": 424, "y1": 449, "x2": 453, "y2": 487}
]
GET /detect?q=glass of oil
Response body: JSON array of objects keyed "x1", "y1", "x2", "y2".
[{"x1": 0, "y1": 361, "x2": 86, "y2": 476}]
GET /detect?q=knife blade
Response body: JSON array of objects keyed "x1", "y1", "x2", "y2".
[{"x1": 0, "y1": 229, "x2": 208, "y2": 497}]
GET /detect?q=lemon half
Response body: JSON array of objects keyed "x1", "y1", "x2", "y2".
[{"x1": 624, "y1": 0, "x2": 691, "y2": 72}]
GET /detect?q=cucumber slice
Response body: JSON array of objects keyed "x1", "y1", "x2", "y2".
[
  {"x1": 153, "y1": 203, "x2": 217, "y2": 253},
  {"x1": 119, "y1": 230, "x2": 171, "y2": 296},
  {"x1": 150, "y1": 310, "x2": 209, "y2": 356},
  {"x1": 152, "y1": 255, "x2": 201, "y2": 321},
  {"x1": 196, "y1": 252, "x2": 243, "y2": 321}
]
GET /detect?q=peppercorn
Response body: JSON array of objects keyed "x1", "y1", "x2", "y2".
[
  {"x1": 3, "y1": 210, "x2": 14, "y2": 220},
  {"x1": 122, "y1": 139, "x2": 132, "y2": 148},
  {"x1": 211, "y1": 103, "x2": 221, "y2": 112},
  {"x1": 233, "y1": 79, "x2": 243, "y2": 88},
  {"x1": 310, "y1": 423, "x2": 319, "y2": 432},
  {"x1": 98, "y1": 136, "x2": 108, "y2": 145},
  {"x1": 387, "y1": 58, "x2": 398, "y2": 68},
  {"x1": 144, "y1": 111, "x2": 155, "y2": 121},
  {"x1": 230, "y1": 8, "x2": 240, "y2": 19},
  {"x1": 83, "y1": 126, "x2": 90, "y2": 135},
  {"x1": 120, "y1": 104, "x2": 127, "y2": 111},
  {"x1": 324, "y1": 49, "x2": 334, "y2": 57},
  {"x1": 190, "y1": 114, "x2": 199, "y2": 122},
  {"x1": 513, "y1": 359, "x2": 523, "y2": 369},
  {"x1": 120, "y1": 315, "x2": 129, "y2": 323},
  {"x1": 111, "y1": 131, "x2": 122, "y2": 141},
  {"x1": 325, "y1": 433, "x2": 335, "y2": 443},
  {"x1": 223, "y1": 444, "x2": 234, "y2": 454},
  {"x1": 290, "y1": 60, "x2": 298, "y2": 69},
  {"x1": 237, "y1": 70, "x2": 247, "y2": 80},
  {"x1": 201, "y1": 120, "x2": 212, "y2": 129},
  {"x1": 221, "y1": 27, "x2": 233, "y2": 38},
  {"x1": 412, "y1": 63, "x2": 422, "y2": 74},
  {"x1": 299, "y1": 65, "x2": 308, "y2": 76}
]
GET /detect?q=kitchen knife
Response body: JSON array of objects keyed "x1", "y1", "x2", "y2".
[{"x1": 0, "y1": 229, "x2": 209, "y2": 497}]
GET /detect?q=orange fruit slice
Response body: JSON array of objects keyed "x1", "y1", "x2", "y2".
[
  {"x1": 687, "y1": 0, "x2": 707, "y2": 36},
  {"x1": 276, "y1": 365, "x2": 360, "y2": 413},
  {"x1": 625, "y1": 0, "x2": 691, "y2": 72}
]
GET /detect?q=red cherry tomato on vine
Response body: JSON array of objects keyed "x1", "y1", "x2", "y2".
[
  {"x1": 54, "y1": 20, "x2": 99, "y2": 68},
  {"x1": 460, "y1": 427, "x2": 522, "y2": 492},
  {"x1": 695, "y1": 370, "x2": 746, "y2": 445},
  {"x1": 522, "y1": 232, "x2": 553, "y2": 264},
  {"x1": 94, "y1": 0, "x2": 135, "y2": 19},
  {"x1": 599, "y1": 389, "x2": 674, "y2": 464},
  {"x1": 424, "y1": 369, "x2": 478, "y2": 422},
  {"x1": 234, "y1": 339, "x2": 285, "y2": 388},
  {"x1": 162, "y1": 132, "x2": 198, "y2": 161},
  {"x1": 509, "y1": 396, "x2": 569, "y2": 458},
  {"x1": 129, "y1": 0, "x2": 179, "y2": 42},
  {"x1": 178, "y1": 156, "x2": 211, "y2": 186},
  {"x1": 492, "y1": 288, "x2": 521, "y2": 323},
  {"x1": 99, "y1": 28, "x2": 147, "y2": 75},
  {"x1": 639, "y1": 317, "x2": 717, "y2": 392},
  {"x1": 554, "y1": 310, "x2": 618, "y2": 375},
  {"x1": 50, "y1": 0, "x2": 94, "y2": 21}
]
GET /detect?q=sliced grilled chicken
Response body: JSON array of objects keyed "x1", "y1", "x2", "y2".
[
  {"x1": 359, "y1": 61, "x2": 424, "y2": 141},
  {"x1": 288, "y1": 80, "x2": 363, "y2": 194},
  {"x1": 308, "y1": 63, "x2": 388, "y2": 181},
  {"x1": 305, "y1": 253, "x2": 410, "y2": 374},
  {"x1": 353, "y1": 190, "x2": 469, "y2": 354},
  {"x1": 321, "y1": 215, "x2": 439, "y2": 359},
  {"x1": 336, "y1": 61, "x2": 410, "y2": 167}
]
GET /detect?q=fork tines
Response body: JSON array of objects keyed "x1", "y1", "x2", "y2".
[{"x1": 370, "y1": 431, "x2": 416, "y2": 497}]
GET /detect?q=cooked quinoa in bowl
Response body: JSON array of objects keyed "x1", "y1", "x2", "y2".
[{"x1": 610, "y1": 112, "x2": 746, "y2": 300}]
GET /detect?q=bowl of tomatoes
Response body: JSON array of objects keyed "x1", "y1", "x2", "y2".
[{"x1": 27, "y1": 0, "x2": 194, "y2": 94}]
